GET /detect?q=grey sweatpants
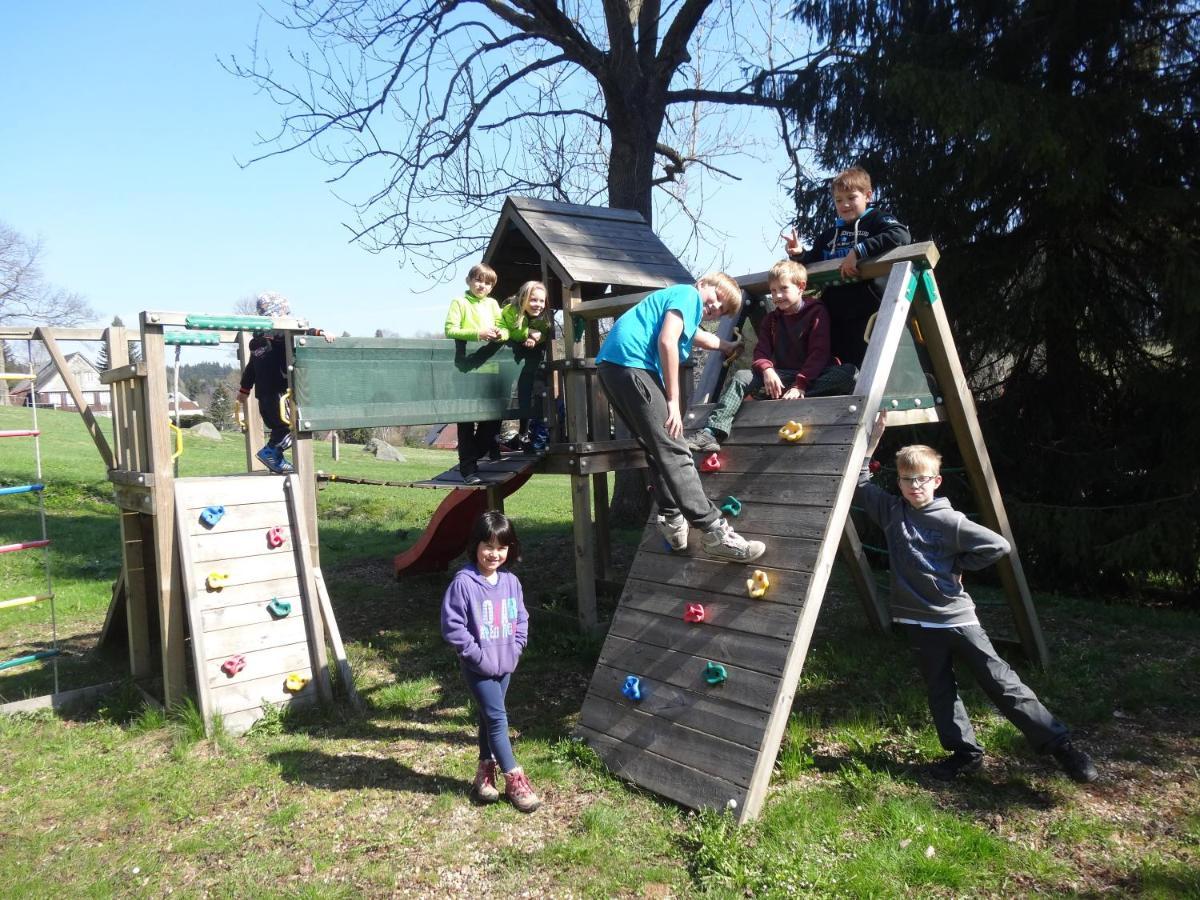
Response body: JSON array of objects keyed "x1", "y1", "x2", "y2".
[
  {"x1": 598, "y1": 362, "x2": 720, "y2": 529},
  {"x1": 904, "y1": 623, "x2": 1070, "y2": 756}
]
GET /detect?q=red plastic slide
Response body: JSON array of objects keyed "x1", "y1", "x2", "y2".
[{"x1": 393, "y1": 464, "x2": 537, "y2": 575}]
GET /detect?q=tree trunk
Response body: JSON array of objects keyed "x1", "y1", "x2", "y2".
[{"x1": 605, "y1": 100, "x2": 665, "y2": 525}]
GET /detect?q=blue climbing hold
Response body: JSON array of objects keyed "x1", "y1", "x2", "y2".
[
  {"x1": 719, "y1": 496, "x2": 742, "y2": 517},
  {"x1": 267, "y1": 598, "x2": 292, "y2": 619},
  {"x1": 622, "y1": 675, "x2": 643, "y2": 701},
  {"x1": 200, "y1": 505, "x2": 225, "y2": 527}
]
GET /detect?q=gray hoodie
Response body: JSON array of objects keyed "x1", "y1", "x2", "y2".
[{"x1": 856, "y1": 468, "x2": 1010, "y2": 625}]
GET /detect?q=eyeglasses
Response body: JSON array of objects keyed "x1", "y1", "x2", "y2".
[{"x1": 897, "y1": 474, "x2": 936, "y2": 487}]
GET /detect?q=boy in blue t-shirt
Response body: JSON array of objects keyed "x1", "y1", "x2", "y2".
[{"x1": 596, "y1": 274, "x2": 765, "y2": 563}]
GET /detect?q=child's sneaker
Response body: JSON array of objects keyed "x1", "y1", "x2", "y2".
[
  {"x1": 504, "y1": 767, "x2": 541, "y2": 813},
  {"x1": 471, "y1": 759, "x2": 500, "y2": 803},
  {"x1": 656, "y1": 513, "x2": 689, "y2": 551},
  {"x1": 686, "y1": 428, "x2": 721, "y2": 452},
  {"x1": 930, "y1": 751, "x2": 984, "y2": 781},
  {"x1": 256, "y1": 444, "x2": 291, "y2": 474},
  {"x1": 1052, "y1": 742, "x2": 1098, "y2": 783},
  {"x1": 700, "y1": 518, "x2": 765, "y2": 563}
]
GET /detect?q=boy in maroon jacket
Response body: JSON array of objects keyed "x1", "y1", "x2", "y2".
[{"x1": 688, "y1": 260, "x2": 856, "y2": 451}]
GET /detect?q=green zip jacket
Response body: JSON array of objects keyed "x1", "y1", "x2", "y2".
[
  {"x1": 445, "y1": 292, "x2": 507, "y2": 341},
  {"x1": 498, "y1": 304, "x2": 551, "y2": 343}
]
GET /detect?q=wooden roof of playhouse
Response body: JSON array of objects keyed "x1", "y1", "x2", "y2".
[{"x1": 482, "y1": 196, "x2": 692, "y2": 301}]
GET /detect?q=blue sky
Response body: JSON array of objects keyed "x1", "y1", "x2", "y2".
[{"x1": 1, "y1": 3, "x2": 798, "y2": 347}]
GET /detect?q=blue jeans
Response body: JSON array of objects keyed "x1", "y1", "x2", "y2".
[{"x1": 461, "y1": 664, "x2": 517, "y2": 773}]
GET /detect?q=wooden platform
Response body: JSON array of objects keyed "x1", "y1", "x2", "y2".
[
  {"x1": 412, "y1": 451, "x2": 543, "y2": 489},
  {"x1": 577, "y1": 395, "x2": 871, "y2": 820}
]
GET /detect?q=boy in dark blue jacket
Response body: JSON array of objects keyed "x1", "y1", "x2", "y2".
[
  {"x1": 857, "y1": 416, "x2": 1098, "y2": 783},
  {"x1": 785, "y1": 166, "x2": 911, "y2": 368}
]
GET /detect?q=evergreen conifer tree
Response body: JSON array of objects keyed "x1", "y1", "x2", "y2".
[{"x1": 778, "y1": 1, "x2": 1199, "y2": 598}]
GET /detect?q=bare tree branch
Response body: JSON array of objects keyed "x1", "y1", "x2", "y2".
[
  {"x1": 228, "y1": 0, "x2": 815, "y2": 278},
  {"x1": 0, "y1": 222, "x2": 95, "y2": 326}
]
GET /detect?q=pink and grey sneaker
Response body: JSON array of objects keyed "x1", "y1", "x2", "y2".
[
  {"x1": 504, "y1": 767, "x2": 541, "y2": 813},
  {"x1": 471, "y1": 759, "x2": 500, "y2": 803}
]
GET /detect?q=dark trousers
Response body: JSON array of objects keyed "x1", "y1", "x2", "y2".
[
  {"x1": 461, "y1": 665, "x2": 517, "y2": 773},
  {"x1": 257, "y1": 392, "x2": 292, "y2": 449},
  {"x1": 456, "y1": 420, "x2": 500, "y2": 468},
  {"x1": 904, "y1": 624, "x2": 1070, "y2": 756},
  {"x1": 598, "y1": 362, "x2": 720, "y2": 528}
]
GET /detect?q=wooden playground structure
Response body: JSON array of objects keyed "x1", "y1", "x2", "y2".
[{"x1": 1, "y1": 197, "x2": 1046, "y2": 820}]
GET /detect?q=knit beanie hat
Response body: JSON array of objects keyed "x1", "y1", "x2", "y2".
[{"x1": 255, "y1": 291, "x2": 291, "y2": 318}]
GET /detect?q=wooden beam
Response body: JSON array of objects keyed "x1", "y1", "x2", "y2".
[
  {"x1": 237, "y1": 331, "x2": 268, "y2": 472},
  {"x1": 740, "y1": 261, "x2": 918, "y2": 822},
  {"x1": 139, "y1": 315, "x2": 187, "y2": 705},
  {"x1": 34, "y1": 327, "x2": 115, "y2": 470},
  {"x1": 563, "y1": 283, "x2": 598, "y2": 631},
  {"x1": 99, "y1": 362, "x2": 147, "y2": 384},
  {"x1": 284, "y1": 476, "x2": 334, "y2": 706},
  {"x1": 838, "y1": 518, "x2": 889, "y2": 633},
  {"x1": 734, "y1": 241, "x2": 941, "y2": 295},
  {"x1": 314, "y1": 567, "x2": 363, "y2": 711}
]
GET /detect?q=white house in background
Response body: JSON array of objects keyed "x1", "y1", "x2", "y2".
[
  {"x1": 7, "y1": 353, "x2": 111, "y2": 412},
  {"x1": 167, "y1": 392, "x2": 206, "y2": 423}
]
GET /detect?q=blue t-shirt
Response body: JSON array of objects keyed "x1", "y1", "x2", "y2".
[{"x1": 595, "y1": 284, "x2": 702, "y2": 381}]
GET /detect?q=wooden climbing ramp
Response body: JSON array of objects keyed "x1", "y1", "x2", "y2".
[
  {"x1": 174, "y1": 474, "x2": 339, "y2": 735},
  {"x1": 577, "y1": 258, "x2": 1044, "y2": 822}
]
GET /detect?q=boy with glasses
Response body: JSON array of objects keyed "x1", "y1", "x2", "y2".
[{"x1": 857, "y1": 419, "x2": 1098, "y2": 783}]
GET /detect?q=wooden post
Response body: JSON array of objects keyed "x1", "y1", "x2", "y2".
[
  {"x1": 910, "y1": 272, "x2": 1048, "y2": 666},
  {"x1": 741, "y1": 261, "x2": 918, "y2": 822},
  {"x1": 140, "y1": 313, "x2": 187, "y2": 705},
  {"x1": 563, "y1": 285, "x2": 598, "y2": 630},
  {"x1": 286, "y1": 335, "x2": 329, "y2": 659},
  {"x1": 103, "y1": 325, "x2": 153, "y2": 677},
  {"x1": 585, "y1": 320, "x2": 613, "y2": 583},
  {"x1": 838, "y1": 518, "x2": 890, "y2": 633},
  {"x1": 237, "y1": 331, "x2": 267, "y2": 472}
]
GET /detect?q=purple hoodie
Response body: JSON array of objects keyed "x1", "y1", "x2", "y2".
[{"x1": 441, "y1": 564, "x2": 529, "y2": 677}]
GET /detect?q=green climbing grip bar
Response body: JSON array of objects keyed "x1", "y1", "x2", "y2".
[
  {"x1": 165, "y1": 332, "x2": 221, "y2": 345},
  {"x1": 920, "y1": 269, "x2": 940, "y2": 305},
  {"x1": 184, "y1": 314, "x2": 276, "y2": 331}
]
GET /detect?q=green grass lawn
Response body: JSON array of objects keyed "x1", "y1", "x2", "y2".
[{"x1": 1, "y1": 405, "x2": 1198, "y2": 897}]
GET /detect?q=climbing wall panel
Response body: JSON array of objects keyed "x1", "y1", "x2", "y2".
[
  {"x1": 577, "y1": 395, "x2": 871, "y2": 820},
  {"x1": 174, "y1": 474, "x2": 331, "y2": 735}
]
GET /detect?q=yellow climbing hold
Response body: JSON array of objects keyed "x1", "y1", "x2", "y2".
[
  {"x1": 778, "y1": 420, "x2": 805, "y2": 442},
  {"x1": 206, "y1": 571, "x2": 230, "y2": 590},
  {"x1": 284, "y1": 672, "x2": 310, "y2": 693},
  {"x1": 747, "y1": 569, "x2": 770, "y2": 599}
]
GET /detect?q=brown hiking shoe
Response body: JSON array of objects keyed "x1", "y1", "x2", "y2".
[
  {"x1": 504, "y1": 767, "x2": 541, "y2": 813},
  {"x1": 471, "y1": 759, "x2": 500, "y2": 803}
]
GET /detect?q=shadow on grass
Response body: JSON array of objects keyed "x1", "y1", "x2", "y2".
[{"x1": 269, "y1": 748, "x2": 467, "y2": 796}]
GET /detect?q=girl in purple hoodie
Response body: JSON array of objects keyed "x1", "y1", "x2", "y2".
[{"x1": 440, "y1": 511, "x2": 539, "y2": 812}]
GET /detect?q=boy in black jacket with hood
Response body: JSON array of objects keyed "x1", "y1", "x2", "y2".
[{"x1": 784, "y1": 166, "x2": 910, "y2": 368}]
